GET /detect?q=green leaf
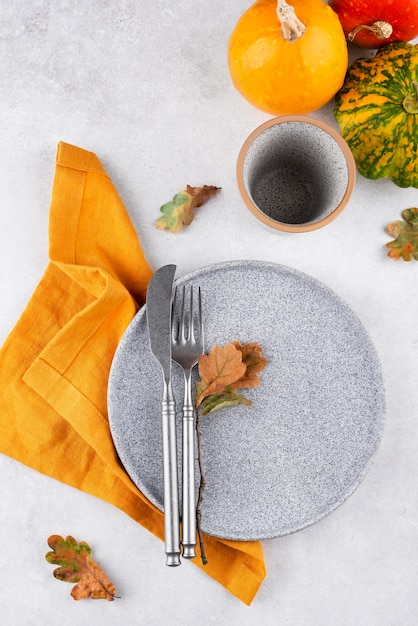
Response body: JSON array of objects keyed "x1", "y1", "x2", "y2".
[
  {"x1": 403, "y1": 207, "x2": 418, "y2": 225},
  {"x1": 155, "y1": 192, "x2": 190, "y2": 233},
  {"x1": 198, "y1": 387, "x2": 252, "y2": 415},
  {"x1": 155, "y1": 185, "x2": 220, "y2": 233}
]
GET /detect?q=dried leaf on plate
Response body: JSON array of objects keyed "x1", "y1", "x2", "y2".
[
  {"x1": 195, "y1": 341, "x2": 267, "y2": 415},
  {"x1": 45, "y1": 535, "x2": 118, "y2": 601},
  {"x1": 196, "y1": 388, "x2": 252, "y2": 415},
  {"x1": 194, "y1": 341, "x2": 268, "y2": 561},
  {"x1": 195, "y1": 343, "x2": 246, "y2": 408},
  {"x1": 231, "y1": 341, "x2": 268, "y2": 389}
]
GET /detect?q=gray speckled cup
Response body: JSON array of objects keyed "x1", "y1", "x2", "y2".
[{"x1": 237, "y1": 116, "x2": 356, "y2": 233}]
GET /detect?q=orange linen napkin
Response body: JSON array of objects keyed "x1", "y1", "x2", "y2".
[{"x1": 0, "y1": 142, "x2": 266, "y2": 605}]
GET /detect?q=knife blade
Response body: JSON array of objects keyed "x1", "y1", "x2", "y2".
[{"x1": 146, "y1": 264, "x2": 181, "y2": 567}]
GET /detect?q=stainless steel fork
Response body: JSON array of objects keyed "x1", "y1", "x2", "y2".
[{"x1": 171, "y1": 285, "x2": 204, "y2": 559}]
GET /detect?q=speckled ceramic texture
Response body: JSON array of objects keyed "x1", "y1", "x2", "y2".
[
  {"x1": 108, "y1": 261, "x2": 385, "y2": 541},
  {"x1": 237, "y1": 116, "x2": 356, "y2": 233}
]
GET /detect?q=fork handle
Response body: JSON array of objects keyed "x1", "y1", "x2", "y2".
[
  {"x1": 162, "y1": 380, "x2": 181, "y2": 566},
  {"x1": 182, "y1": 373, "x2": 197, "y2": 559}
]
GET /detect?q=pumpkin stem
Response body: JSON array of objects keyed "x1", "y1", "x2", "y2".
[
  {"x1": 347, "y1": 20, "x2": 393, "y2": 43},
  {"x1": 403, "y1": 81, "x2": 418, "y2": 114},
  {"x1": 276, "y1": 0, "x2": 306, "y2": 42}
]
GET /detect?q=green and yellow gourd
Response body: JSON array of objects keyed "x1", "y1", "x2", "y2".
[{"x1": 334, "y1": 42, "x2": 418, "y2": 188}]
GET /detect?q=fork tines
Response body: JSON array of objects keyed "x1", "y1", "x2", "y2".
[{"x1": 172, "y1": 285, "x2": 204, "y2": 345}]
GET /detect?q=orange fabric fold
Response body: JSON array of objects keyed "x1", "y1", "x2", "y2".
[{"x1": 0, "y1": 142, "x2": 265, "y2": 605}]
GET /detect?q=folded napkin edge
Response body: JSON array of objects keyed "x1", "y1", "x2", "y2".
[{"x1": 56, "y1": 141, "x2": 108, "y2": 177}]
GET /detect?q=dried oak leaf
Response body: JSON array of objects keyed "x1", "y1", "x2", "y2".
[
  {"x1": 231, "y1": 341, "x2": 268, "y2": 390},
  {"x1": 45, "y1": 535, "x2": 118, "y2": 601},
  {"x1": 195, "y1": 342, "x2": 268, "y2": 415},
  {"x1": 155, "y1": 185, "x2": 220, "y2": 233},
  {"x1": 197, "y1": 389, "x2": 252, "y2": 416},
  {"x1": 386, "y1": 208, "x2": 418, "y2": 261},
  {"x1": 195, "y1": 343, "x2": 246, "y2": 408}
]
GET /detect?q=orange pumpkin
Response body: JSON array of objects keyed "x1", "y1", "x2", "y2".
[{"x1": 228, "y1": 0, "x2": 348, "y2": 115}]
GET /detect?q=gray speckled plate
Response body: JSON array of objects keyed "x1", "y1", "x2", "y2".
[{"x1": 108, "y1": 260, "x2": 385, "y2": 541}]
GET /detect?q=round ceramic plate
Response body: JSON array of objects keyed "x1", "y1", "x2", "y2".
[{"x1": 108, "y1": 260, "x2": 385, "y2": 541}]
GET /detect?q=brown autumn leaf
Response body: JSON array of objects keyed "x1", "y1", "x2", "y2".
[
  {"x1": 231, "y1": 341, "x2": 268, "y2": 390},
  {"x1": 45, "y1": 535, "x2": 118, "y2": 601},
  {"x1": 155, "y1": 185, "x2": 221, "y2": 233},
  {"x1": 195, "y1": 341, "x2": 268, "y2": 414},
  {"x1": 195, "y1": 343, "x2": 246, "y2": 407},
  {"x1": 194, "y1": 341, "x2": 268, "y2": 560}
]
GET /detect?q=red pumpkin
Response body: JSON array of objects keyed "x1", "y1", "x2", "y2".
[{"x1": 329, "y1": 0, "x2": 418, "y2": 48}]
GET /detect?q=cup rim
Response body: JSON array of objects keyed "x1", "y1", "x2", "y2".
[{"x1": 236, "y1": 115, "x2": 356, "y2": 233}]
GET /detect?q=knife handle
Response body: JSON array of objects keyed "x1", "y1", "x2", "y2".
[
  {"x1": 181, "y1": 373, "x2": 197, "y2": 559},
  {"x1": 161, "y1": 380, "x2": 181, "y2": 566}
]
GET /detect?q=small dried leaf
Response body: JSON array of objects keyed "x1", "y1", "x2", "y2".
[
  {"x1": 386, "y1": 208, "x2": 418, "y2": 261},
  {"x1": 195, "y1": 341, "x2": 268, "y2": 413},
  {"x1": 155, "y1": 185, "x2": 220, "y2": 233},
  {"x1": 231, "y1": 341, "x2": 268, "y2": 390},
  {"x1": 195, "y1": 344, "x2": 246, "y2": 407},
  {"x1": 45, "y1": 535, "x2": 118, "y2": 601},
  {"x1": 198, "y1": 388, "x2": 252, "y2": 415}
]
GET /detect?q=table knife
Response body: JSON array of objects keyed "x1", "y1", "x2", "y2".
[{"x1": 146, "y1": 264, "x2": 181, "y2": 567}]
